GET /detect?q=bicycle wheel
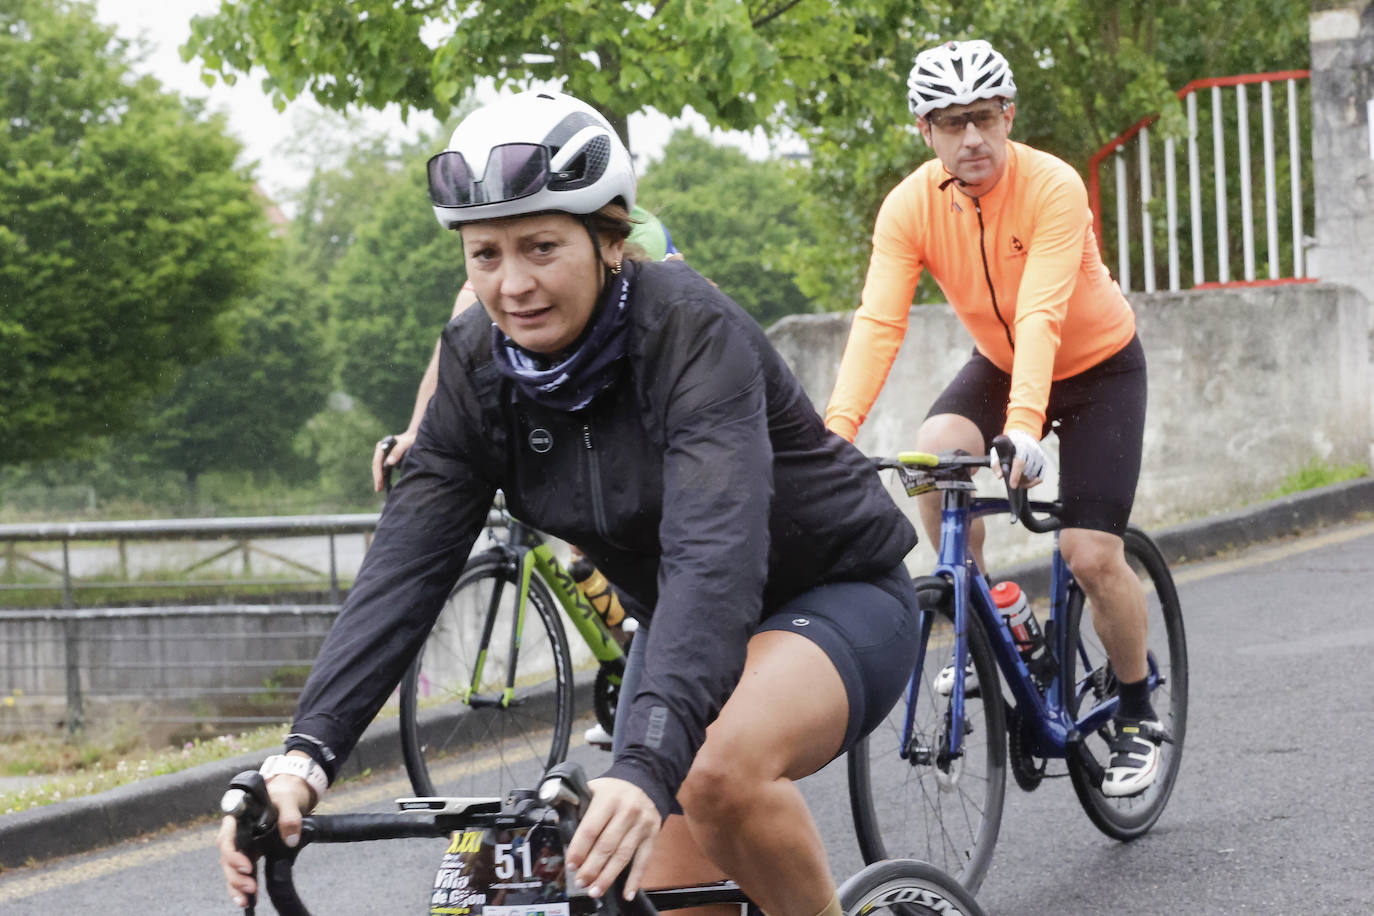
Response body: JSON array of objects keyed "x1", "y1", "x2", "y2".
[
  {"x1": 400, "y1": 551, "x2": 574, "y2": 797},
  {"x1": 838, "y1": 858, "x2": 987, "y2": 916},
  {"x1": 848, "y1": 577, "x2": 1007, "y2": 894},
  {"x1": 1065, "y1": 525, "x2": 1188, "y2": 839}
]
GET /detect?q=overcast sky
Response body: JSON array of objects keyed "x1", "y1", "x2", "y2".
[{"x1": 90, "y1": 0, "x2": 779, "y2": 204}]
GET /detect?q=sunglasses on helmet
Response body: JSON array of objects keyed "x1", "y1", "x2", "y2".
[{"x1": 427, "y1": 143, "x2": 576, "y2": 208}]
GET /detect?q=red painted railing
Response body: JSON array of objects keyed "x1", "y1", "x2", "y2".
[{"x1": 1087, "y1": 70, "x2": 1312, "y2": 292}]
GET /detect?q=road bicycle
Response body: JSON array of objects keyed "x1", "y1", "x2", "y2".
[
  {"x1": 398, "y1": 494, "x2": 631, "y2": 801},
  {"x1": 847, "y1": 437, "x2": 1188, "y2": 893},
  {"x1": 223, "y1": 761, "x2": 988, "y2": 916}
]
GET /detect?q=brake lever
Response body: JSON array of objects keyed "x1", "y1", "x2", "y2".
[
  {"x1": 539, "y1": 762, "x2": 592, "y2": 846},
  {"x1": 379, "y1": 435, "x2": 399, "y2": 494},
  {"x1": 990, "y1": 435, "x2": 1028, "y2": 524},
  {"x1": 222, "y1": 770, "x2": 276, "y2": 914}
]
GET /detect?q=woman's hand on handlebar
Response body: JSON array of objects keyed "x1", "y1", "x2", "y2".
[
  {"x1": 216, "y1": 773, "x2": 313, "y2": 909},
  {"x1": 565, "y1": 777, "x2": 659, "y2": 901}
]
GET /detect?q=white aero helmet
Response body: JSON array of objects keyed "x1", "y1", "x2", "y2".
[
  {"x1": 906, "y1": 40, "x2": 1017, "y2": 117},
  {"x1": 428, "y1": 90, "x2": 636, "y2": 229}
]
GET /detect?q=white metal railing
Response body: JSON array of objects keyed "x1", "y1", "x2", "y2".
[{"x1": 1088, "y1": 70, "x2": 1314, "y2": 293}]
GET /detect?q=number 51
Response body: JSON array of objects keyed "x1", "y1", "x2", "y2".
[{"x1": 495, "y1": 842, "x2": 534, "y2": 880}]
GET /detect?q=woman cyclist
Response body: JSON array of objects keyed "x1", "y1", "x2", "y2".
[{"x1": 218, "y1": 90, "x2": 920, "y2": 916}]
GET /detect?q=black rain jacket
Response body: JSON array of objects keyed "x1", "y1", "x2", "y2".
[{"x1": 288, "y1": 259, "x2": 917, "y2": 816}]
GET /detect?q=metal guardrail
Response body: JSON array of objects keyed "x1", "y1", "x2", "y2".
[
  {"x1": 0, "y1": 514, "x2": 380, "y2": 608},
  {"x1": 0, "y1": 509, "x2": 508, "y2": 735}
]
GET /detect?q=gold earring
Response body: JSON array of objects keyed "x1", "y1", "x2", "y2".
[{"x1": 610, "y1": 260, "x2": 622, "y2": 276}]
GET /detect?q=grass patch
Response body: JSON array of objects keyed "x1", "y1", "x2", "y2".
[
  {"x1": 1264, "y1": 458, "x2": 1369, "y2": 500},
  {"x1": 0, "y1": 723, "x2": 288, "y2": 816}
]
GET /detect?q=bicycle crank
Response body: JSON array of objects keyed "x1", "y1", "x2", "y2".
[{"x1": 1008, "y1": 708, "x2": 1047, "y2": 792}]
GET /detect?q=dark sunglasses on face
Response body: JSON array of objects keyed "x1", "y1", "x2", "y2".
[
  {"x1": 926, "y1": 102, "x2": 1009, "y2": 135},
  {"x1": 427, "y1": 143, "x2": 574, "y2": 208}
]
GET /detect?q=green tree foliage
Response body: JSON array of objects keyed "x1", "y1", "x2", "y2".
[
  {"x1": 281, "y1": 112, "x2": 463, "y2": 290},
  {"x1": 0, "y1": 0, "x2": 271, "y2": 464},
  {"x1": 292, "y1": 395, "x2": 387, "y2": 507},
  {"x1": 183, "y1": 0, "x2": 878, "y2": 145},
  {"x1": 638, "y1": 131, "x2": 820, "y2": 324},
  {"x1": 324, "y1": 155, "x2": 466, "y2": 431},
  {"x1": 136, "y1": 239, "x2": 332, "y2": 488},
  {"x1": 784, "y1": 0, "x2": 1311, "y2": 307},
  {"x1": 182, "y1": 0, "x2": 1307, "y2": 316}
]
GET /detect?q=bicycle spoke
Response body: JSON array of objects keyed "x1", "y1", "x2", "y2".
[
  {"x1": 1064, "y1": 527, "x2": 1188, "y2": 839},
  {"x1": 400, "y1": 555, "x2": 574, "y2": 797},
  {"x1": 850, "y1": 606, "x2": 1005, "y2": 893}
]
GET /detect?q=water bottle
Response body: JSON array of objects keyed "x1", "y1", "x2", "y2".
[
  {"x1": 569, "y1": 557, "x2": 630, "y2": 646},
  {"x1": 991, "y1": 581, "x2": 1055, "y2": 687}
]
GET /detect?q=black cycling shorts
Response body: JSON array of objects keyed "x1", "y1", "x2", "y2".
[
  {"x1": 614, "y1": 564, "x2": 920, "y2": 813},
  {"x1": 926, "y1": 335, "x2": 1147, "y2": 536},
  {"x1": 755, "y1": 563, "x2": 921, "y2": 754}
]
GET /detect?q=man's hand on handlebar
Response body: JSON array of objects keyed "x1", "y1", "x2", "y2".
[
  {"x1": 217, "y1": 771, "x2": 313, "y2": 909},
  {"x1": 565, "y1": 776, "x2": 660, "y2": 901},
  {"x1": 990, "y1": 429, "x2": 1046, "y2": 489}
]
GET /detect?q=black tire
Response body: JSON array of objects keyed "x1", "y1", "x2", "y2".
[
  {"x1": 400, "y1": 551, "x2": 574, "y2": 797},
  {"x1": 1065, "y1": 525, "x2": 1188, "y2": 839},
  {"x1": 592, "y1": 638, "x2": 628, "y2": 736},
  {"x1": 838, "y1": 859, "x2": 988, "y2": 916},
  {"x1": 848, "y1": 577, "x2": 1007, "y2": 894}
]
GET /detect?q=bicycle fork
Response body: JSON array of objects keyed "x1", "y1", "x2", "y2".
[{"x1": 463, "y1": 544, "x2": 535, "y2": 709}]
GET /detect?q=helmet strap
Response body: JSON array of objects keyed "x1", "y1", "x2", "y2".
[{"x1": 581, "y1": 216, "x2": 616, "y2": 289}]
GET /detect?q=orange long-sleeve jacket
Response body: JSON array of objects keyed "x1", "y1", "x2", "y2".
[{"x1": 825, "y1": 141, "x2": 1136, "y2": 442}]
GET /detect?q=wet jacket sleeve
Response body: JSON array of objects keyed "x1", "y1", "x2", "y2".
[
  {"x1": 825, "y1": 181, "x2": 924, "y2": 442},
  {"x1": 602, "y1": 304, "x2": 772, "y2": 818},
  {"x1": 287, "y1": 342, "x2": 496, "y2": 782},
  {"x1": 1004, "y1": 170, "x2": 1087, "y2": 437}
]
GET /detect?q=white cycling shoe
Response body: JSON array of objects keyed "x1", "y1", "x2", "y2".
[
  {"x1": 583, "y1": 723, "x2": 613, "y2": 751},
  {"x1": 1101, "y1": 717, "x2": 1164, "y2": 797},
  {"x1": 932, "y1": 657, "x2": 978, "y2": 697}
]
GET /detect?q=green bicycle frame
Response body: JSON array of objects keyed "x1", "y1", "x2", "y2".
[
  {"x1": 462, "y1": 519, "x2": 628, "y2": 711},
  {"x1": 527, "y1": 539, "x2": 626, "y2": 667}
]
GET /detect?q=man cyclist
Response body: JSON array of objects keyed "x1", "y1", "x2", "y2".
[{"x1": 824, "y1": 39, "x2": 1162, "y2": 797}]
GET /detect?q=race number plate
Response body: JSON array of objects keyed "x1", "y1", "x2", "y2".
[{"x1": 430, "y1": 823, "x2": 574, "y2": 916}]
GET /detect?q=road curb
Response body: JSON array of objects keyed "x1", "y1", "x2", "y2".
[
  {"x1": 0, "y1": 673, "x2": 596, "y2": 870},
  {"x1": 995, "y1": 476, "x2": 1374, "y2": 599},
  {"x1": 2, "y1": 477, "x2": 1371, "y2": 869}
]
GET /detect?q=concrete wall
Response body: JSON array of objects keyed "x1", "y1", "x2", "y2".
[
  {"x1": 0, "y1": 606, "x2": 335, "y2": 736},
  {"x1": 767, "y1": 282, "x2": 1372, "y2": 568},
  {"x1": 1309, "y1": 1, "x2": 1374, "y2": 306},
  {"x1": 1309, "y1": 1, "x2": 1374, "y2": 465}
]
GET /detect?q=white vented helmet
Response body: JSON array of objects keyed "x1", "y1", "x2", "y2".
[
  {"x1": 428, "y1": 90, "x2": 636, "y2": 229},
  {"x1": 907, "y1": 40, "x2": 1017, "y2": 117}
]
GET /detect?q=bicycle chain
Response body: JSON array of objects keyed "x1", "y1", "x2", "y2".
[{"x1": 1008, "y1": 707, "x2": 1048, "y2": 792}]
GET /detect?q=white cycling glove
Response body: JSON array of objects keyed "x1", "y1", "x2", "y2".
[{"x1": 994, "y1": 430, "x2": 1047, "y2": 484}]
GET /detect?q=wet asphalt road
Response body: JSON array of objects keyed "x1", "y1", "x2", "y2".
[{"x1": 4, "y1": 520, "x2": 1372, "y2": 914}]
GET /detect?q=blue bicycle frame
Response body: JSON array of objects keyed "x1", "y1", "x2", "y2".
[{"x1": 904, "y1": 487, "x2": 1162, "y2": 766}]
